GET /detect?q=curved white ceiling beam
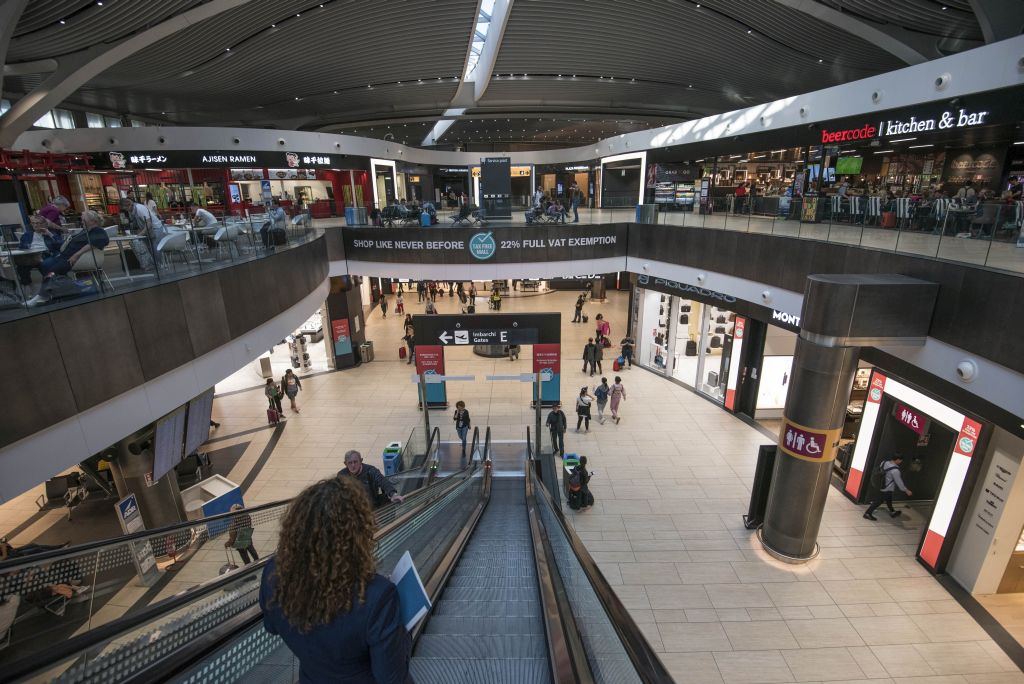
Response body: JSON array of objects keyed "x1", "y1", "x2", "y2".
[
  {"x1": 0, "y1": 0, "x2": 255, "y2": 148},
  {"x1": 0, "y1": 0, "x2": 30, "y2": 102},
  {"x1": 772, "y1": 0, "x2": 931, "y2": 65}
]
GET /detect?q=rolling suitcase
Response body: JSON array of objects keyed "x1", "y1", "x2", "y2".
[
  {"x1": 685, "y1": 340, "x2": 697, "y2": 356},
  {"x1": 267, "y1": 407, "x2": 280, "y2": 424},
  {"x1": 613, "y1": 359, "x2": 621, "y2": 372},
  {"x1": 582, "y1": 314, "x2": 588, "y2": 323},
  {"x1": 399, "y1": 346, "x2": 407, "y2": 359}
]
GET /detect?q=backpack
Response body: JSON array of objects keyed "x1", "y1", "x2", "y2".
[
  {"x1": 594, "y1": 385, "x2": 609, "y2": 402},
  {"x1": 567, "y1": 469, "x2": 582, "y2": 492},
  {"x1": 870, "y1": 461, "x2": 897, "y2": 488}
]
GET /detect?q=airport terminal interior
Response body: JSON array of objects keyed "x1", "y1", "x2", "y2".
[{"x1": 1, "y1": 2, "x2": 1024, "y2": 683}]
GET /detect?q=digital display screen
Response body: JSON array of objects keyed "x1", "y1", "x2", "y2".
[
  {"x1": 835, "y1": 157, "x2": 863, "y2": 175},
  {"x1": 183, "y1": 388, "x2": 215, "y2": 457},
  {"x1": 152, "y1": 408, "x2": 187, "y2": 482}
]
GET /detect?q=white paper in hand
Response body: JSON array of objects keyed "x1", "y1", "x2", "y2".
[{"x1": 390, "y1": 550, "x2": 431, "y2": 631}]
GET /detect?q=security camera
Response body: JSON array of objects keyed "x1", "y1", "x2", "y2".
[
  {"x1": 956, "y1": 359, "x2": 978, "y2": 383},
  {"x1": 642, "y1": 263, "x2": 649, "y2": 271},
  {"x1": 335, "y1": 142, "x2": 341, "y2": 149},
  {"x1": 40, "y1": 139, "x2": 50, "y2": 148},
  {"x1": 158, "y1": 136, "x2": 166, "y2": 144},
  {"x1": 696, "y1": 273, "x2": 705, "y2": 283},
  {"x1": 799, "y1": 106, "x2": 809, "y2": 117},
  {"x1": 934, "y1": 73, "x2": 951, "y2": 90},
  {"x1": 277, "y1": 138, "x2": 286, "y2": 146},
  {"x1": 761, "y1": 290, "x2": 771, "y2": 302},
  {"x1": 232, "y1": 137, "x2": 240, "y2": 144},
  {"x1": 871, "y1": 90, "x2": 883, "y2": 103},
  {"x1": 1018, "y1": 56, "x2": 1024, "y2": 71},
  {"x1": 108, "y1": 137, "x2": 118, "y2": 145}
]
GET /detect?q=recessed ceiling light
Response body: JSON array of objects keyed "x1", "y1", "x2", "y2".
[
  {"x1": 59, "y1": 19, "x2": 66, "y2": 24},
  {"x1": 818, "y1": 59, "x2": 824, "y2": 63}
]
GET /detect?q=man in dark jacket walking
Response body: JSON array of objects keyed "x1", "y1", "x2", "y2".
[
  {"x1": 582, "y1": 338, "x2": 599, "y2": 376},
  {"x1": 572, "y1": 294, "x2": 585, "y2": 323},
  {"x1": 338, "y1": 450, "x2": 404, "y2": 507},
  {"x1": 546, "y1": 403, "x2": 567, "y2": 457}
]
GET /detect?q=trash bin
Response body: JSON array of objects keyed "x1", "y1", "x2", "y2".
[
  {"x1": 635, "y1": 203, "x2": 659, "y2": 224},
  {"x1": 382, "y1": 441, "x2": 403, "y2": 476},
  {"x1": 345, "y1": 206, "x2": 368, "y2": 226},
  {"x1": 359, "y1": 341, "x2": 374, "y2": 363}
]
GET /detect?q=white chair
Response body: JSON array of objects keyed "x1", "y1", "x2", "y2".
[
  {"x1": 156, "y1": 231, "x2": 193, "y2": 271},
  {"x1": 103, "y1": 226, "x2": 119, "y2": 238},
  {"x1": 865, "y1": 197, "x2": 882, "y2": 225},
  {"x1": 848, "y1": 196, "x2": 863, "y2": 223},
  {"x1": 213, "y1": 224, "x2": 241, "y2": 260},
  {"x1": 830, "y1": 195, "x2": 842, "y2": 221},
  {"x1": 894, "y1": 198, "x2": 912, "y2": 229},
  {"x1": 71, "y1": 247, "x2": 114, "y2": 292}
]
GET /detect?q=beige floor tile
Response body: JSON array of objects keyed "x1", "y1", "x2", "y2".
[
  {"x1": 912, "y1": 643, "x2": 1012, "y2": 676},
  {"x1": 658, "y1": 652, "x2": 726, "y2": 683},
  {"x1": 765, "y1": 582, "x2": 837, "y2": 607},
  {"x1": 714, "y1": 650, "x2": 796, "y2": 684},
  {"x1": 786, "y1": 618, "x2": 866, "y2": 648},
  {"x1": 908, "y1": 613, "x2": 990, "y2": 643},
  {"x1": 849, "y1": 615, "x2": 930, "y2": 646},
  {"x1": 870, "y1": 644, "x2": 938, "y2": 677},
  {"x1": 723, "y1": 620, "x2": 800, "y2": 650},
  {"x1": 782, "y1": 647, "x2": 868, "y2": 682},
  {"x1": 658, "y1": 621, "x2": 733, "y2": 652},
  {"x1": 706, "y1": 583, "x2": 776, "y2": 609}
]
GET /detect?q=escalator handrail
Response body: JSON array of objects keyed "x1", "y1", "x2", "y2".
[
  {"x1": 0, "y1": 462, "x2": 434, "y2": 574},
  {"x1": 483, "y1": 425, "x2": 492, "y2": 462},
  {"x1": 524, "y1": 459, "x2": 595, "y2": 684},
  {"x1": 3, "y1": 466, "x2": 480, "y2": 683},
  {"x1": 469, "y1": 425, "x2": 480, "y2": 460},
  {"x1": 529, "y1": 464, "x2": 676, "y2": 684}
]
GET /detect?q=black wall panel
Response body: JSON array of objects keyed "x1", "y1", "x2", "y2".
[{"x1": 124, "y1": 284, "x2": 191, "y2": 380}]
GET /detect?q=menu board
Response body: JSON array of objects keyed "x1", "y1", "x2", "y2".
[{"x1": 974, "y1": 450, "x2": 1016, "y2": 538}]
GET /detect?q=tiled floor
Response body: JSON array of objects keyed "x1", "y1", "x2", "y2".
[{"x1": 1, "y1": 285, "x2": 1021, "y2": 682}]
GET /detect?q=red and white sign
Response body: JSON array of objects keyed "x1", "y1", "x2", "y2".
[
  {"x1": 533, "y1": 344, "x2": 561, "y2": 374},
  {"x1": 724, "y1": 316, "x2": 746, "y2": 411},
  {"x1": 867, "y1": 374, "x2": 886, "y2": 404},
  {"x1": 821, "y1": 124, "x2": 876, "y2": 144},
  {"x1": 415, "y1": 345, "x2": 445, "y2": 375},
  {"x1": 953, "y1": 417, "x2": 982, "y2": 459},
  {"x1": 895, "y1": 402, "x2": 928, "y2": 435},
  {"x1": 331, "y1": 319, "x2": 350, "y2": 341}
]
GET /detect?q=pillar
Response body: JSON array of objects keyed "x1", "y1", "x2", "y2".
[
  {"x1": 760, "y1": 339, "x2": 858, "y2": 560},
  {"x1": 324, "y1": 275, "x2": 366, "y2": 369},
  {"x1": 109, "y1": 426, "x2": 187, "y2": 530},
  {"x1": 759, "y1": 274, "x2": 939, "y2": 562}
]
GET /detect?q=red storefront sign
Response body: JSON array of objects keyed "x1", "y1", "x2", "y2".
[
  {"x1": 867, "y1": 373, "x2": 886, "y2": 404},
  {"x1": 415, "y1": 345, "x2": 445, "y2": 375},
  {"x1": 331, "y1": 319, "x2": 349, "y2": 341},
  {"x1": 820, "y1": 124, "x2": 877, "y2": 144},
  {"x1": 533, "y1": 344, "x2": 561, "y2": 374},
  {"x1": 734, "y1": 317, "x2": 745, "y2": 339},
  {"x1": 953, "y1": 417, "x2": 983, "y2": 458},
  {"x1": 895, "y1": 402, "x2": 928, "y2": 435}
]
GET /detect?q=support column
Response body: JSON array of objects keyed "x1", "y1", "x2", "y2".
[
  {"x1": 760, "y1": 339, "x2": 858, "y2": 560},
  {"x1": 324, "y1": 276, "x2": 366, "y2": 369},
  {"x1": 759, "y1": 274, "x2": 939, "y2": 562},
  {"x1": 109, "y1": 427, "x2": 187, "y2": 530}
]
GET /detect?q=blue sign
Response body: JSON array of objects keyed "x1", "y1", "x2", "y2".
[
  {"x1": 117, "y1": 494, "x2": 139, "y2": 521},
  {"x1": 468, "y1": 232, "x2": 496, "y2": 260}
]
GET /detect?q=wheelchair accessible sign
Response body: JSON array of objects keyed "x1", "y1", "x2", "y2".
[
  {"x1": 778, "y1": 419, "x2": 842, "y2": 462},
  {"x1": 468, "y1": 232, "x2": 496, "y2": 260}
]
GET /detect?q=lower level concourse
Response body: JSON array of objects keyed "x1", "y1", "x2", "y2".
[{"x1": 2, "y1": 284, "x2": 1020, "y2": 683}]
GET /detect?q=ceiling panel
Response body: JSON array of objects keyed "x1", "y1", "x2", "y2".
[
  {"x1": 439, "y1": 117, "x2": 678, "y2": 147},
  {"x1": 819, "y1": 0, "x2": 983, "y2": 41}
]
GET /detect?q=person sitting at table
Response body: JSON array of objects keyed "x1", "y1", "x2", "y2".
[
  {"x1": 24, "y1": 211, "x2": 110, "y2": 307},
  {"x1": 38, "y1": 196, "x2": 70, "y2": 231},
  {"x1": 190, "y1": 202, "x2": 221, "y2": 248},
  {"x1": 955, "y1": 180, "x2": 977, "y2": 205},
  {"x1": 15, "y1": 214, "x2": 64, "y2": 289}
]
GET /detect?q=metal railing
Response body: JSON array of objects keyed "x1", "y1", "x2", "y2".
[{"x1": 0, "y1": 210, "x2": 320, "y2": 321}]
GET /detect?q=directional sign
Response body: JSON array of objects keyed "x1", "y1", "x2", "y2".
[
  {"x1": 411, "y1": 374, "x2": 476, "y2": 383},
  {"x1": 414, "y1": 313, "x2": 561, "y2": 349}
]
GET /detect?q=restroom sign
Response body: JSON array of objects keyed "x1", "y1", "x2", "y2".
[
  {"x1": 895, "y1": 402, "x2": 928, "y2": 435},
  {"x1": 778, "y1": 419, "x2": 842, "y2": 462}
]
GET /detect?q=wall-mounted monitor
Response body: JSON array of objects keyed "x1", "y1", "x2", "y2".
[
  {"x1": 183, "y1": 388, "x2": 215, "y2": 457},
  {"x1": 152, "y1": 407, "x2": 187, "y2": 482},
  {"x1": 835, "y1": 156, "x2": 864, "y2": 175}
]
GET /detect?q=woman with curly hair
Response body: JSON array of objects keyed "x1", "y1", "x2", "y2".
[{"x1": 259, "y1": 477, "x2": 412, "y2": 683}]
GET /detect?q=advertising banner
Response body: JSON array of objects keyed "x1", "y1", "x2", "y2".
[
  {"x1": 533, "y1": 344, "x2": 561, "y2": 407},
  {"x1": 332, "y1": 319, "x2": 353, "y2": 357},
  {"x1": 343, "y1": 224, "x2": 627, "y2": 265},
  {"x1": 95, "y1": 149, "x2": 356, "y2": 170},
  {"x1": 480, "y1": 157, "x2": 512, "y2": 218},
  {"x1": 415, "y1": 345, "x2": 447, "y2": 407},
  {"x1": 114, "y1": 494, "x2": 159, "y2": 584}
]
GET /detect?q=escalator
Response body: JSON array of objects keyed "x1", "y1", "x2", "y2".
[
  {"x1": 5, "y1": 427, "x2": 674, "y2": 684},
  {"x1": 412, "y1": 478, "x2": 550, "y2": 682}
]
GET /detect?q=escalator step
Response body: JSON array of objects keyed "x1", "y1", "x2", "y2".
[
  {"x1": 424, "y1": 616, "x2": 542, "y2": 635},
  {"x1": 414, "y1": 634, "x2": 547, "y2": 659},
  {"x1": 452, "y1": 565, "x2": 536, "y2": 577},
  {"x1": 410, "y1": 657, "x2": 552, "y2": 684},
  {"x1": 434, "y1": 599, "x2": 542, "y2": 617},
  {"x1": 439, "y1": 586, "x2": 538, "y2": 603},
  {"x1": 446, "y1": 576, "x2": 538, "y2": 588}
]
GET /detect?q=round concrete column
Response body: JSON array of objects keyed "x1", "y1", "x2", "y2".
[
  {"x1": 109, "y1": 427, "x2": 187, "y2": 529},
  {"x1": 760, "y1": 337, "x2": 859, "y2": 561}
]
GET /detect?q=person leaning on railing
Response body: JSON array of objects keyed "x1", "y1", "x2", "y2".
[{"x1": 260, "y1": 477, "x2": 412, "y2": 683}]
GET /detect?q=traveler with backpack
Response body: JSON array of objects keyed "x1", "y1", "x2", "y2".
[
  {"x1": 620, "y1": 337, "x2": 635, "y2": 369},
  {"x1": 593, "y1": 378, "x2": 610, "y2": 424},
  {"x1": 595, "y1": 314, "x2": 611, "y2": 347},
  {"x1": 572, "y1": 294, "x2": 585, "y2": 323},
  {"x1": 379, "y1": 295, "x2": 388, "y2": 319},
  {"x1": 575, "y1": 387, "x2": 593, "y2": 432},
  {"x1": 453, "y1": 401, "x2": 471, "y2": 458},
  {"x1": 609, "y1": 376, "x2": 626, "y2": 423},
  {"x1": 582, "y1": 338, "x2": 599, "y2": 376},
  {"x1": 567, "y1": 456, "x2": 593, "y2": 510},
  {"x1": 864, "y1": 454, "x2": 912, "y2": 520}
]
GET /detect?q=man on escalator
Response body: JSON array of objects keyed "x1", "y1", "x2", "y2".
[{"x1": 338, "y1": 450, "x2": 404, "y2": 507}]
